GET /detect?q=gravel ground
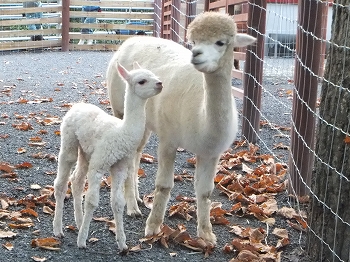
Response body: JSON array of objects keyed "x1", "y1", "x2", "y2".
[{"x1": 0, "y1": 50, "x2": 310, "y2": 262}]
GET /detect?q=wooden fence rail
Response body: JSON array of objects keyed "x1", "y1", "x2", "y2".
[{"x1": 0, "y1": 0, "x2": 154, "y2": 51}]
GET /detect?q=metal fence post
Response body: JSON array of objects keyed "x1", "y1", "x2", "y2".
[
  {"x1": 61, "y1": 0, "x2": 70, "y2": 51},
  {"x1": 289, "y1": 0, "x2": 326, "y2": 196},
  {"x1": 242, "y1": 0, "x2": 266, "y2": 143},
  {"x1": 171, "y1": 0, "x2": 180, "y2": 42}
]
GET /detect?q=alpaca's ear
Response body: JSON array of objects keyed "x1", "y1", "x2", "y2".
[
  {"x1": 233, "y1": 33, "x2": 256, "y2": 47},
  {"x1": 117, "y1": 63, "x2": 130, "y2": 80},
  {"x1": 133, "y1": 61, "x2": 142, "y2": 69}
]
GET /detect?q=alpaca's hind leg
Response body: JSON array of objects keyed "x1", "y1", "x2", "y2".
[
  {"x1": 194, "y1": 155, "x2": 219, "y2": 245},
  {"x1": 124, "y1": 129, "x2": 151, "y2": 216},
  {"x1": 115, "y1": 156, "x2": 140, "y2": 217},
  {"x1": 110, "y1": 160, "x2": 129, "y2": 251},
  {"x1": 77, "y1": 169, "x2": 103, "y2": 248},
  {"x1": 145, "y1": 141, "x2": 176, "y2": 236},
  {"x1": 53, "y1": 142, "x2": 78, "y2": 237},
  {"x1": 71, "y1": 151, "x2": 88, "y2": 230}
]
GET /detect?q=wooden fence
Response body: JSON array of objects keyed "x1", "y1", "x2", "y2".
[{"x1": 0, "y1": 0, "x2": 154, "y2": 51}]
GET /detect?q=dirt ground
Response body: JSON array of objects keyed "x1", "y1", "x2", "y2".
[{"x1": 0, "y1": 50, "x2": 310, "y2": 261}]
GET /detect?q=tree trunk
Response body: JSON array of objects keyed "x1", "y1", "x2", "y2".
[{"x1": 308, "y1": 1, "x2": 350, "y2": 261}]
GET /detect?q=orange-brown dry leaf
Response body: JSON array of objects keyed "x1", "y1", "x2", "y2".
[
  {"x1": 3, "y1": 241, "x2": 14, "y2": 250},
  {"x1": 17, "y1": 148, "x2": 26, "y2": 154},
  {"x1": 294, "y1": 215, "x2": 308, "y2": 229},
  {"x1": 143, "y1": 192, "x2": 154, "y2": 210},
  {"x1": 0, "y1": 163, "x2": 14, "y2": 173},
  {"x1": 287, "y1": 220, "x2": 307, "y2": 232},
  {"x1": 272, "y1": 228, "x2": 289, "y2": 239},
  {"x1": 235, "y1": 250, "x2": 259, "y2": 261},
  {"x1": 211, "y1": 215, "x2": 230, "y2": 225},
  {"x1": 29, "y1": 137, "x2": 42, "y2": 142},
  {"x1": 138, "y1": 168, "x2": 146, "y2": 178},
  {"x1": 12, "y1": 122, "x2": 33, "y2": 131},
  {"x1": 214, "y1": 173, "x2": 225, "y2": 183},
  {"x1": 9, "y1": 222, "x2": 34, "y2": 229},
  {"x1": 344, "y1": 135, "x2": 350, "y2": 144},
  {"x1": 223, "y1": 243, "x2": 234, "y2": 253},
  {"x1": 276, "y1": 237, "x2": 290, "y2": 249},
  {"x1": 168, "y1": 202, "x2": 195, "y2": 221},
  {"x1": 175, "y1": 195, "x2": 196, "y2": 202},
  {"x1": 20, "y1": 208, "x2": 38, "y2": 217},
  {"x1": 186, "y1": 157, "x2": 196, "y2": 165},
  {"x1": 65, "y1": 225, "x2": 76, "y2": 231},
  {"x1": 15, "y1": 162, "x2": 33, "y2": 169},
  {"x1": 31, "y1": 237, "x2": 60, "y2": 249},
  {"x1": 141, "y1": 153, "x2": 155, "y2": 163},
  {"x1": 277, "y1": 206, "x2": 298, "y2": 219},
  {"x1": 231, "y1": 202, "x2": 242, "y2": 212}
]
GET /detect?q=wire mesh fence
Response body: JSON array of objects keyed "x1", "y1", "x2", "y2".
[{"x1": 1, "y1": 0, "x2": 349, "y2": 261}]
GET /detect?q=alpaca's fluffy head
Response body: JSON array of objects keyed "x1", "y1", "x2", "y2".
[
  {"x1": 187, "y1": 12, "x2": 237, "y2": 44},
  {"x1": 117, "y1": 63, "x2": 163, "y2": 99},
  {"x1": 187, "y1": 12, "x2": 238, "y2": 73}
]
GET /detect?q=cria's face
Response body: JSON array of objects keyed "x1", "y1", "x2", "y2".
[
  {"x1": 190, "y1": 38, "x2": 229, "y2": 73},
  {"x1": 133, "y1": 72, "x2": 163, "y2": 99}
]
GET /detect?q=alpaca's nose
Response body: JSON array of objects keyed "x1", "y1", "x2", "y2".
[
  {"x1": 192, "y1": 49, "x2": 202, "y2": 57},
  {"x1": 156, "y1": 82, "x2": 163, "y2": 90}
]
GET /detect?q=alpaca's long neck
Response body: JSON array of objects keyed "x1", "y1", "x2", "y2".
[
  {"x1": 202, "y1": 52, "x2": 235, "y2": 130},
  {"x1": 122, "y1": 88, "x2": 147, "y2": 139}
]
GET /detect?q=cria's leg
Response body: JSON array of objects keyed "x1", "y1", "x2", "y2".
[
  {"x1": 194, "y1": 155, "x2": 219, "y2": 245},
  {"x1": 124, "y1": 129, "x2": 151, "y2": 216},
  {"x1": 71, "y1": 151, "x2": 88, "y2": 229},
  {"x1": 145, "y1": 141, "x2": 176, "y2": 236},
  {"x1": 77, "y1": 169, "x2": 103, "y2": 248},
  {"x1": 120, "y1": 155, "x2": 141, "y2": 217},
  {"x1": 110, "y1": 160, "x2": 128, "y2": 251},
  {"x1": 53, "y1": 140, "x2": 78, "y2": 237}
]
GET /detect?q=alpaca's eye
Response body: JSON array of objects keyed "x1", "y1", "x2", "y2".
[
  {"x1": 216, "y1": 41, "x2": 225, "y2": 46},
  {"x1": 138, "y1": 80, "x2": 146, "y2": 85}
]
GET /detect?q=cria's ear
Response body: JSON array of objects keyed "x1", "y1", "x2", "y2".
[
  {"x1": 117, "y1": 63, "x2": 130, "y2": 81},
  {"x1": 233, "y1": 33, "x2": 256, "y2": 47},
  {"x1": 133, "y1": 61, "x2": 142, "y2": 69}
]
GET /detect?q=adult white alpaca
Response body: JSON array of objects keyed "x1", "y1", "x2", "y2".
[
  {"x1": 106, "y1": 12, "x2": 256, "y2": 244},
  {"x1": 53, "y1": 63, "x2": 163, "y2": 251}
]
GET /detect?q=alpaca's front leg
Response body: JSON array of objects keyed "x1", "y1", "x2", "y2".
[
  {"x1": 116, "y1": 156, "x2": 141, "y2": 217},
  {"x1": 110, "y1": 161, "x2": 128, "y2": 252},
  {"x1": 194, "y1": 155, "x2": 219, "y2": 245},
  {"x1": 77, "y1": 170, "x2": 103, "y2": 248},
  {"x1": 145, "y1": 142, "x2": 176, "y2": 236}
]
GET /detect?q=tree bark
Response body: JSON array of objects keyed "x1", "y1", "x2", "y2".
[{"x1": 308, "y1": 1, "x2": 350, "y2": 261}]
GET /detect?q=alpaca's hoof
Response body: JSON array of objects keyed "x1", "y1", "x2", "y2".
[
  {"x1": 77, "y1": 237, "x2": 87, "y2": 248},
  {"x1": 198, "y1": 231, "x2": 217, "y2": 246},
  {"x1": 119, "y1": 246, "x2": 129, "y2": 256},
  {"x1": 144, "y1": 223, "x2": 161, "y2": 237},
  {"x1": 127, "y1": 207, "x2": 142, "y2": 217},
  {"x1": 53, "y1": 227, "x2": 64, "y2": 238}
]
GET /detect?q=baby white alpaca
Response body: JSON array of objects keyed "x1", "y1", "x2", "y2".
[
  {"x1": 53, "y1": 63, "x2": 162, "y2": 251},
  {"x1": 107, "y1": 12, "x2": 256, "y2": 244}
]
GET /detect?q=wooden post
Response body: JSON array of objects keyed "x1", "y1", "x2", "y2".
[
  {"x1": 289, "y1": 0, "x2": 326, "y2": 196},
  {"x1": 171, "y1": 0, "x2": 180, "y2": 42},
  {"x1": 242, "y1": 0, "x2": 266, "y2": 143},
  {"x1": 61, "y1": 0, "x2": 70, "y2": 51}
]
